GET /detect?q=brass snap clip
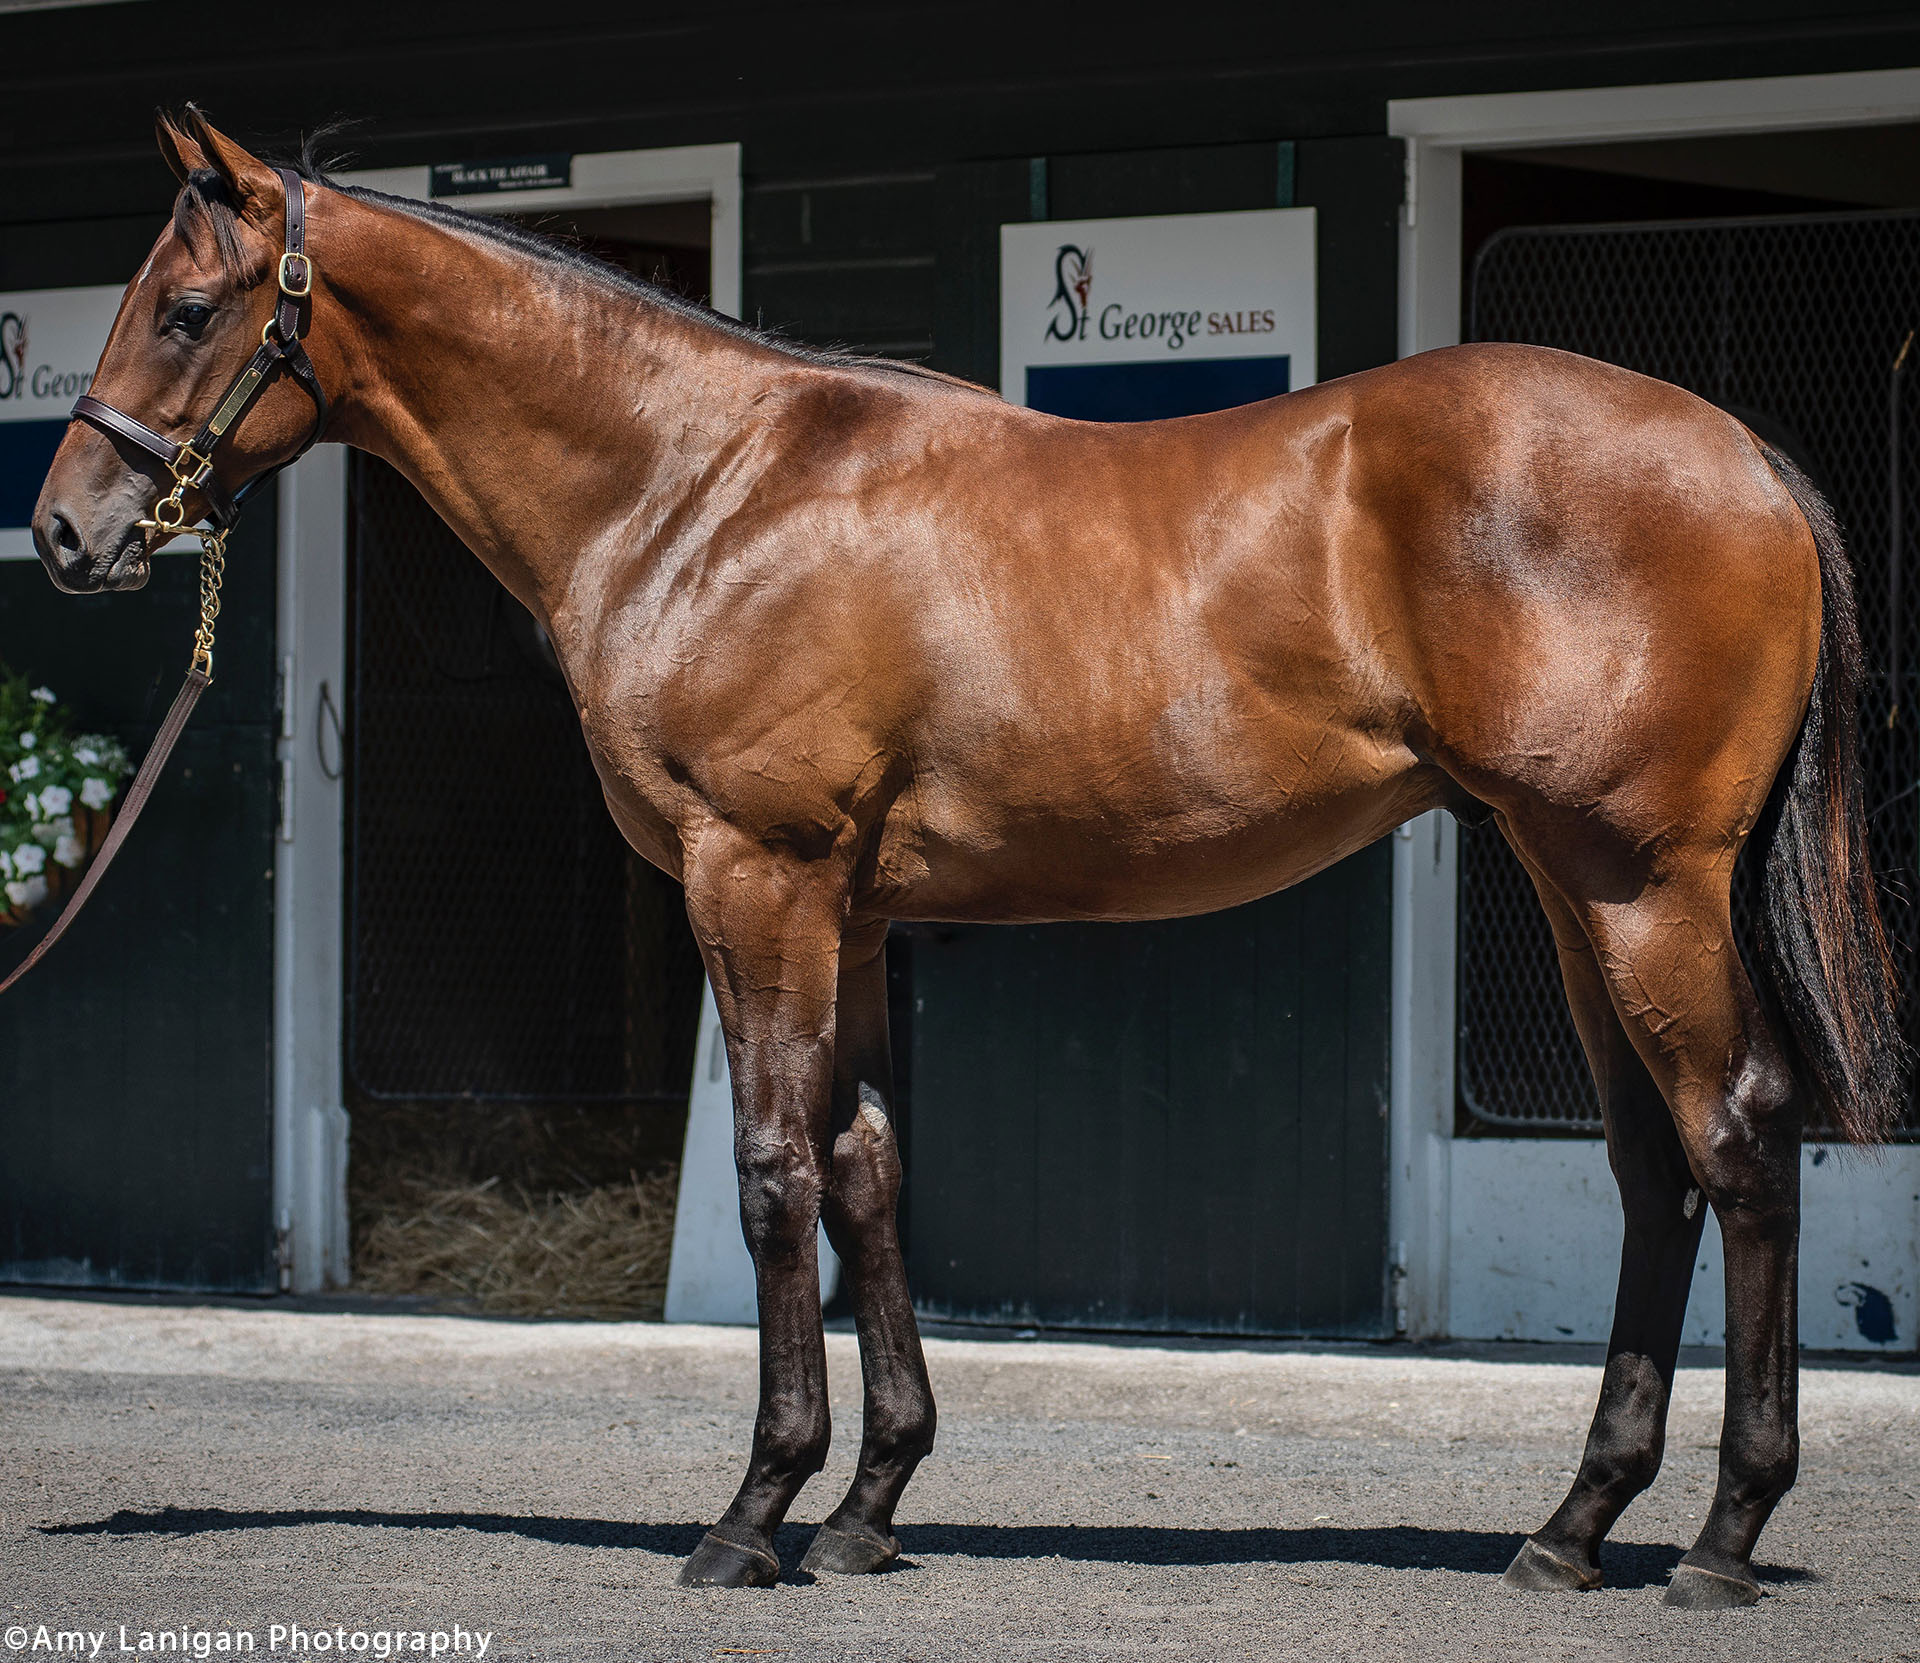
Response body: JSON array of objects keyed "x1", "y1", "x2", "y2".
[{"x1": 139, "y1": 483, "x2": 188, "y2": 535}]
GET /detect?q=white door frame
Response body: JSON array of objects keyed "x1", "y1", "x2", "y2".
[
  {"x1": 1385, "y1": 67, "x2": 1920, "y2": 1338},
  {"x1": 276, "y1": 142, "x2": 742, "y2": 1291}
]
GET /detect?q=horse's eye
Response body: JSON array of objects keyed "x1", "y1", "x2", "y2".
[{"x1": 167, "y1": 301, "x2": 214, "y2": 340}]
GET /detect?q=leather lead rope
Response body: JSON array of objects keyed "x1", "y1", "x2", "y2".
[{"x1": 1, "y1": 168, "x2": 316, "y2": 995}]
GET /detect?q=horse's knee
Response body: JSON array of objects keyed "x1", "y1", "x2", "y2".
[{"x1": 735, "y1": 1138, "x2": 823, "y2": 1262}]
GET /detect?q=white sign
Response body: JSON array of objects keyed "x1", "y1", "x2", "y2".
[
  {"x1": 0, "y1": 284, "x2": 122, "y2": 559},
  {"x1": 999, "y1": 208, "x2": 1315, "y2": 420}
]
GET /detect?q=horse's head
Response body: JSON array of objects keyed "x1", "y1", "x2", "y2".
[{"x1": 32, "y1": 108, "x2": 325, "y2": 593}]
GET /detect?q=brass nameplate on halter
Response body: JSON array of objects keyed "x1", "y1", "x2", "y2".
[{"x1": 209, "y1": 362, "x2": 269, "y2": 436}]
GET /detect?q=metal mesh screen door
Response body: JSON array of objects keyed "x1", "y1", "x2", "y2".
[
  {"x1": 346, "y1": 453, "x2": 704, "y2": 1104},
  {"x1": 1465, "y1": 210, "x2": 1920, "y2": 1136}
]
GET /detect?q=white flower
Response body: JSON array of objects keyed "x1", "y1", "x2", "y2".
[
  {"x1": 73, "y1": 734, "x2": 128, "y2": 776},
  {"x1": 79, "y1": 776, "x2": 113, "y2": 811},
  {"x1": 5, "y1": 875, "x2": 47, "y2": 910},
  {"x1": 20, "y1": 791, "x2": 38, "y2": 821},
  {"x1": 11, "y1": 843, "x2": 45, "y2": 876},
  {"x1": 0, "y1": 849, "x2": 11, "y2": 879},
  {"x1": 18, "y1": 732, "x2": 34, "y2": 750},
  {"x1": 33, "y1": 816, "x2": 74, "y2": 848},
  {"x1": 36, "y1": 784, "x2": 71, "y2": 817},
  {"x1": 28, "y1": 686, "x2": 54, "y2": 704},
  {"x1": 9, "y1": 754, "x2": 39, "y2": 782},
  {"x1": 52, "y1": 833, "x2": 85, "y2": 869}
]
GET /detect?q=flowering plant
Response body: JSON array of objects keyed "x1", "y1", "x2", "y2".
[{"x1": 0, "y1": 666, "x2": 132, "y2": 924}]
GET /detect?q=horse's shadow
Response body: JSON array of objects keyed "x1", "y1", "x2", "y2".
[{"x1": 38, "y1": 1507, "x2": 1813, "y2": 1591}]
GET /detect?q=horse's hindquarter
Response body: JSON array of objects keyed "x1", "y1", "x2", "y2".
[{"x1": 1349, "y1": 344, "x2": 1822, "y2": 868}]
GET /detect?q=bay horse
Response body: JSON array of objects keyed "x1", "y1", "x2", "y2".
[{"x1": 32, "y1": 110, "x2": 1905, "y2": 1608}]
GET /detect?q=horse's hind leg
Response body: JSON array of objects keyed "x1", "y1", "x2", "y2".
[
  {"x1": 1530, "y1": 855, "x2": 1801, "y2": 1608},
  {"x1": 1502, "y1": 856, "x2": 1707, "y2": 1593},
  {"x1": 800, "y1": 920, "x2": 937, "y2": 1575}
]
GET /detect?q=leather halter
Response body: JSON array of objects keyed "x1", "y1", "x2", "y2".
[
  {"x1": 71, "y1": 164, "x2": 328, "y2": 535},
  {"x1": 1, "y1": 167, "x2": 327, "y2": 998}
]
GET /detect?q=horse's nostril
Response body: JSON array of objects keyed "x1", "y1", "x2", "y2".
[{"x1": 50, "y1": 512, "x2": 83, "y2": 558}]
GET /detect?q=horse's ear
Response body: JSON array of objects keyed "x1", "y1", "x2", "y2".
[
  {"x1": 179, "y1": 103, "x2": 281, "y2": 222},
  {"x1": 154, "y1": 109, "x2": 207, "y2": 184}
]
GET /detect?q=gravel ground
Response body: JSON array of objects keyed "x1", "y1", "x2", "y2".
[{"x1": 0, "y1": 1293, "x2": 1915, "y2": 1662}]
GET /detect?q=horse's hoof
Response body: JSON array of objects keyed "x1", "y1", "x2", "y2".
[
  {"x1": 799, "y1": 1521, "x2": 900, "y2": 1576},
  {"x1": 1502, "y1": 1538, "x2": 1601, "y2": 1592},
  {"x1": 1663, "y1": 1562, "x2": 1761, "y2": 1608},
  {"x1": 678, "y1": 1531, "x2": 781, "y2": 1588}
]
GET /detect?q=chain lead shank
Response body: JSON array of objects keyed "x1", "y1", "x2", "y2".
[{"x1": 191, "y1": 529, "x2": 225, "y2": 681}]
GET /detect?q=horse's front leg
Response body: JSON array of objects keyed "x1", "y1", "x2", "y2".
[
  {"x1": 677, "y1": 830, "x2": 847, "y2": 1588},
  {"x1": 801, "y1": 920, "x2": 936, "y2": 1575}
]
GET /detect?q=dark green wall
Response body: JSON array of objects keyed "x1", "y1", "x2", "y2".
[
  {"x1": 907, "y1": 850, "x2": 1394, "y2": 1336},
  {"x1": 3, "y1": 3, "x2": 1917, "y2": 226}
]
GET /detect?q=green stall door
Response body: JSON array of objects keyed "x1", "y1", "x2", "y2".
[
  {"x1": 904, "y1": 841, "x2": 1393, "y2": 1337},
  {"x1": 0, "y1": 501, "x2": 279, "y2": 1293}
]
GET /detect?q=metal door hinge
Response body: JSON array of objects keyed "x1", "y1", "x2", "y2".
[{"x1": 275, "y1": 1207, "x2": 293, "y2": 1292}]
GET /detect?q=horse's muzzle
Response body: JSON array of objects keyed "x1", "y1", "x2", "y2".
[{"x1": 32, "y1": 503, "x2": 148, "y2": 593}]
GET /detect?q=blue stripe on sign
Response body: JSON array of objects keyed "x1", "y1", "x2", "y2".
[
  {"x1": 1025, "y1": 356, "x2": 1291, "y2": 422},
  {"x1": 0, "y1": 420, "x2": 68, "y2": 529}
]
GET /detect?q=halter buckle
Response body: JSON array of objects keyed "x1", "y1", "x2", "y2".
[
  {"x1": 278, "y1": 252, "x2": 312, "y2": 298},
  {"x1": 172, "y1": 444, "x2": 214, "y2": 490}
]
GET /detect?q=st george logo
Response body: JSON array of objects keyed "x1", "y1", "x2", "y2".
[
  {"x1": 1045, "y1": 244, "x2": 1092, "y2": 342},
  {"x1": 0, "y1": 312, "x2": 26, "y2": 401}
]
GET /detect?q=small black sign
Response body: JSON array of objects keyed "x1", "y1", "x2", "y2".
[{"x1": 429, "y1": 153, "x2": 572, "y2": 198}]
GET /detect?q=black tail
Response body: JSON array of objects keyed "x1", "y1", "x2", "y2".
[{"x1": 1752, "y1": 442, "x2": 1909, "y2": 1142}]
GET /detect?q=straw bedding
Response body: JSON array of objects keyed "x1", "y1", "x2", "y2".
[
  {"x1": 348, "y1": 1100, "x2": 685, "y2": 1320},
  {"x1": 353, "y1": 1168, "x2": 680, "y2": 1320}
]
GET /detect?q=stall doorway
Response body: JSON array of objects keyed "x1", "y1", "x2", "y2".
[
  {"x1": 1457, "y1": 141, "x2": 1920, "y2": 1142},
  {"x1": 1430, "y1": 116, "x2": 1920, "y2": 1351},
  {"x1": 343, "y1": 194, "x2": 714, "y2": 1316}
]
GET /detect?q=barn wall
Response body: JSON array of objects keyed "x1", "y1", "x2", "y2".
[{"x1": 5, "y1": 5, "x2": 1916, "y2": 231}]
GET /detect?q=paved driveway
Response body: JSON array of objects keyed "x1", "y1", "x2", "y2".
[{"x1": 0, "y1": 1295, "x2": 1915, "y2": 1661}]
